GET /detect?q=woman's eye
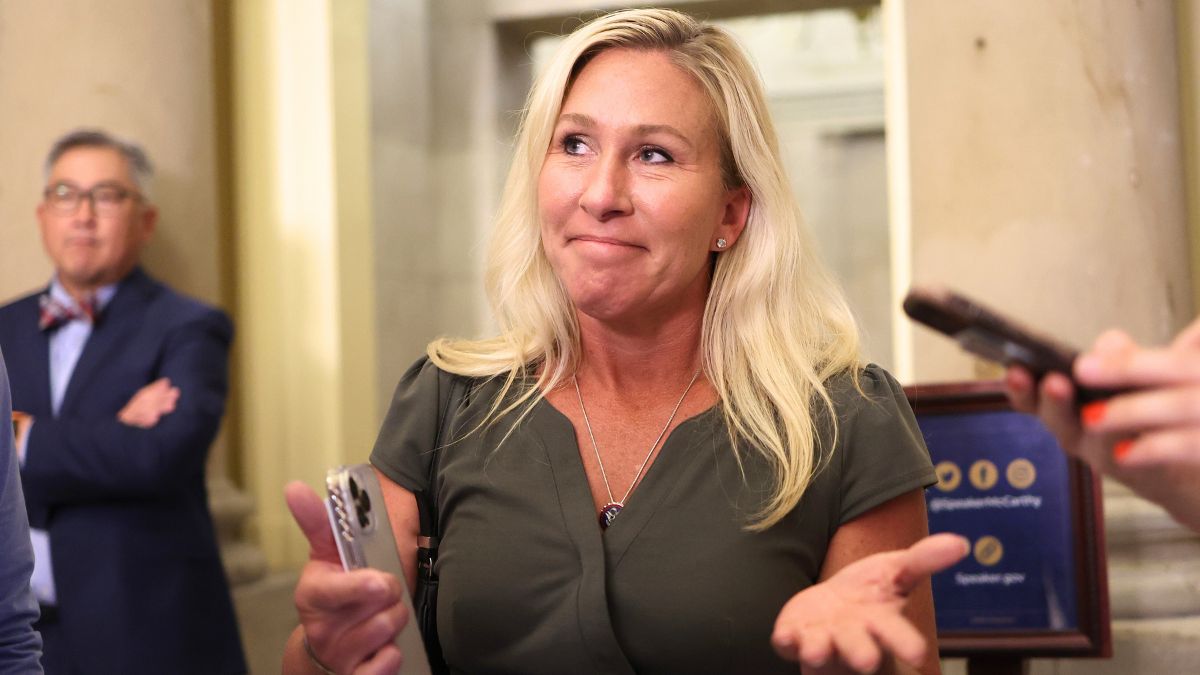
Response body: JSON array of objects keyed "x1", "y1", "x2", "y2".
[
  {"x1": 563, "y1": 136, "x2": 588, "y2": 155},
  {"x1": 639, "y1": 146, "x2": 672, "y2": 164}
]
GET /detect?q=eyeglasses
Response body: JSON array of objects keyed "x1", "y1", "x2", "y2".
[{"x1": 43, "y1": 183, "x2": 140, "y2": 215}]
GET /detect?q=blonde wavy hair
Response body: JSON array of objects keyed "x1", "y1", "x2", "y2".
[{"x1": 429, "y1": 8, "x2": 863, "y2": 529}]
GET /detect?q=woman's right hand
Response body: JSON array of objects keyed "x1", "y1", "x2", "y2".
[{"x1": 285, "y1": 481, "x2": 408, "y2": 674}]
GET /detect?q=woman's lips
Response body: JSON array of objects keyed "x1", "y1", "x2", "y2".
[{"x1": 570, "y1": 235, "x2": 642, "y2": 249}]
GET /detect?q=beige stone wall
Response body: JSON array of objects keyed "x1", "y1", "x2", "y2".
[
  {"x1": 0, "y1": 0, "x2": 224, "y2": 308},
  {"x1": 369, "y1": 0, "x2": 497, "y2": 411},
  {"x1": 895, "y1": 0, "x2": 1193, "y2": 382},
  {"x1": 1180, "y1": 0, "x2": 1200, "y2": 303}
]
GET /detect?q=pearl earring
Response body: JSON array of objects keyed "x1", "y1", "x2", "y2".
[{"x1": 715, "y1": 238, "x2": 728, "y2": 249}]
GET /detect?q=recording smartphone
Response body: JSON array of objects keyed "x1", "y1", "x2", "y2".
[
  {"x1": 325, "y1": 464, "x2": 433, "y2": 675},
  {"x1": 902, "y1": 285, "x2": 1115, "y2": 403}
]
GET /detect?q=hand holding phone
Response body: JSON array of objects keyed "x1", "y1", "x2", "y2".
[
  {"x1": 325, "y1": 464, "x2": 433, "y2": 675},
  {"x1": 902, "y1": 285, "x2": 1117, "y2": 403}
]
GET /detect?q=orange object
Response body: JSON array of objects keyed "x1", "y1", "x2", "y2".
[{"x1": 1081, "y1": 401, "x2": 1107, "y2": 426}]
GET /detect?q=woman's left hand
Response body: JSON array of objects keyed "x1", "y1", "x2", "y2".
[{"x1": 771, "y1": 533, "x2": 968, "y2": 674}]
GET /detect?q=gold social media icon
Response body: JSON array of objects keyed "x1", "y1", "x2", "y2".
[
  {"x1": 934, "y1": 461, "x2": 961, "y2": 492},
  {"x1": 1006, "y1": 458, "x2": 1037, "y2": 490},
  {"x1": 969, "y1": 459, "x2": 999, "y2": 490},
  {"x1": 974, "y1": 535, "x2": 1004, "y2": 567}
]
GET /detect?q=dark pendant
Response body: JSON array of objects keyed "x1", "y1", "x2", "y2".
[{"x1": 598, "y1": 502, "x2": 623, "y2": 529}]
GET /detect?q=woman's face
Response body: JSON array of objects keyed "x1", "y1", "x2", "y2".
[{"x1": 538, "y1": 48, "x2": 749, "y2": 328}]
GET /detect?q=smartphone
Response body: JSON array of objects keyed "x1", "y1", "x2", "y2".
[
  {"x1": 902, "y1": 285, "x2": 1115, "y2": 403},
  {"x1": 325, "y1": 464, "x2": 433, "y2": 675}
]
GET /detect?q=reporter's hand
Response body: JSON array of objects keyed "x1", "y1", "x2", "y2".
[
  {"x1": 1006, "y1": 319, "x2": 1200, "y2": 532},
  {"x1": 771, "y1": 533, "x2": 969, "y2": 674},
  {"x1": 286, "y1": 481, "x2": 407, "y2": 675},
  {"x1": 1073, "y1": 322, "x2": 1200, "y2": 468},
  {"x1": 117, "y1": 377, "x2": 179, "y2": 428},
  {"x1": 1005, "y1": 366, "x2": 1094, "y2": 463}
]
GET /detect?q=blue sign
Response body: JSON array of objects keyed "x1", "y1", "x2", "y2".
[{"x1": 917, "y1": 410, "x2": 1078, "y2": 632}]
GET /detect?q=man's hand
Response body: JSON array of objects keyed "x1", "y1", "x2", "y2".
[
  {"x1": 11, "y1": 411, "x2": 32, "y2": 461},
  {"x1": 117, "y1": 378, "x2": 180, "y2": 428}
]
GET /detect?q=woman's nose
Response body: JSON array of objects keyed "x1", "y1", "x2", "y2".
[{"x1": 579, "y1": 156, "x2": 632, "y2": 221}]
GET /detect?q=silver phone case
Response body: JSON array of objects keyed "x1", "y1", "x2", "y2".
[{"x1": 325, "y1": 464, "x2": 432, "y2": 675}]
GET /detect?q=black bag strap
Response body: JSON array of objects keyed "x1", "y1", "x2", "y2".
[
  {"x1": 418, "y1": 375, "x2": 464, "y2": 542},
  {"x1": 414, "y1": 374, "x2": 464, "y2": 675}
]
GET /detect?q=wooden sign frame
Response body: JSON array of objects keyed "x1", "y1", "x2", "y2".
[{"x1": 905, "y1": 380, "x2": 1112, "y2": 659}]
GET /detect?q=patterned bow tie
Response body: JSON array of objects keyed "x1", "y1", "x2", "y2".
[{"x1": 38, "y1": 293, "x2": 99, "y2": 332}]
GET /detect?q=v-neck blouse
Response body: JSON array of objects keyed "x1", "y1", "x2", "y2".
[{"x1": 371, "y1": 357, "x2": 936, "y2": 675}]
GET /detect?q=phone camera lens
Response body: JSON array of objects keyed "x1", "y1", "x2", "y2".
[
  {"x1": 353, "y1": 484, "x2": 372, "y2": 529},
  {"x1": 349, "y1": 477, "x2": 360, "y2": 498}
]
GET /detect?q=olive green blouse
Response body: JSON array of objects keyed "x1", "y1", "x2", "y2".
[{"x1": 371, "y1": 357, "x2": 935, "y2": 675}]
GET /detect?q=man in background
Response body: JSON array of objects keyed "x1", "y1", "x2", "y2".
[{"x1": 0, "y1": 129, "x2": 245, "y2": 674}]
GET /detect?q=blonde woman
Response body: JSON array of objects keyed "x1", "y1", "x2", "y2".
[{"x1": 285, "y1": 8, "x2": 966, "y2": 675}]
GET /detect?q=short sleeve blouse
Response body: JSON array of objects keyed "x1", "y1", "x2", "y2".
[{"x1": 371, "y1": 358, "x2": 935, "y2": 675}]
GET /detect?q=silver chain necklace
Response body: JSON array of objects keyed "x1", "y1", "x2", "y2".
[{"x1": 573, "y1": 368, "x2": 701, "y2": 529}]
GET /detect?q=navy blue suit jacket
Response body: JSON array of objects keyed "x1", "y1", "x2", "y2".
[{"x1": 0, "y1": 268, "x2": 246, "y2": 675}]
